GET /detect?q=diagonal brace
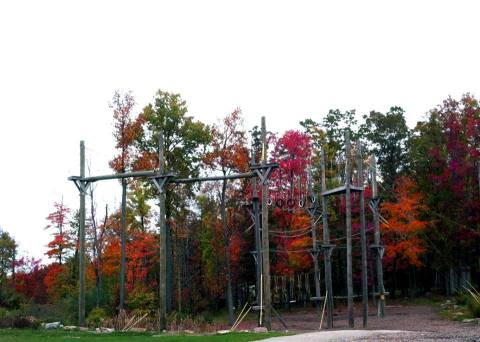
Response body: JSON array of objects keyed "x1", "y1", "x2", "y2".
[
  {"x1": 72, "y1": 179, "x2": 91, "y2": 195},
  {"x1": 369, "y1": 197, "x2": 380, "y2": 212},
  {"x1": 149, "y1": 173, "x2": 175, "y2": 194},
  {"x1": 250, "y1": 163, "x2": 278, "y2": 186},
  {"x1": 370, "y1": 244, "x2": 385, "y2": 259},
  {"x1": 321, "y1": 244, "x2": 336, "y2": 258},
  {"x1": 307, "y1": 206, "x2": 322, "y2": 217}
]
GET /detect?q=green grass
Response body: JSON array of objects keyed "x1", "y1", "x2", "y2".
[{"x1": 0, "y1": 329, "x2": 285, "y2": 342}]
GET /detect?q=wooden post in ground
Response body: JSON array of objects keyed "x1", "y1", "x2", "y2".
[
  {"x1": 119, "y1": 179, "x2": 127, "y2": 310},
  {"x1": 78, "y1": 141, "x2": 86, "y2": 327},
  {"x1": 345, "y1": 131, "x2": 354, "y2": 328},
  {"x1": 320, "y1": 148, "x2": 334, "y2": 328},
  {"x1": 158, "y1": 131, "x2": 167, "y2": 330},
  {"x1": 261, "y1": 117, "x2": 272, "y2": 330},
  {"x1": 251, "y1": 150, "x2": 263, "y2": 326},
  {"x1": 356, "y1": 141, "x2": 368, "y2": 328},
  {"x1": 371, "y1": 155, "x2": 385, "y2": 317},
  {"x1": 308, "y1": 168, "x2": 321, "y2": 310}
]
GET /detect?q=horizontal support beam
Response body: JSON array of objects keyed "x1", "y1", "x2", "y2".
[
  {"x1": 321, "y1": 185, "x2": 363, "y2": 197},
  {"x1": 173, "y1": 172, "x2": 255, "y2": 184},
  {"x1": 69, "y1": 170, "x2": 256, "y2": 184},
  {"x1": 69, "y1": 170, "x2": 157, "y2": 183}
]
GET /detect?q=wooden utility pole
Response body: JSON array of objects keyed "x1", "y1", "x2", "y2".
[
  {"x1": 345, "y1": 131, "x2": 354, "y2": 328},
  {"x1": 261, "y1": 117, "x2": 272, "y2": 330},
  {"x1": 78, "y1": 141, "x2": 86, "y2": 327},
  {"x1": 119, "y1": 179, "x2": 127, "y2": 310},
  {"x1": 308, "y1": 169, "x2": 321, "y2": 309},
  {"x1": 158, "y1": 131, "x2": 167, "y2": 330},
  {"x1": 221, "y1": 175, "x2": 235, "y2": 325},
  {"x1": 320, "y1": 148, "x2": 334, "y2": 328},
  {"x1": 251, "y1": 150, "x2": 263, "y2": 326},
  {"x1": 371, "y1": 155, "x2": 385, "y2": 317},
  {"x1": 356, "y1": 141, "x2": 368, "y2": 328}
]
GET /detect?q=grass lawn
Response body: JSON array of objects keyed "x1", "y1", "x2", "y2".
[{"x1": 0, "y1": 329, "x2": 285, "y2": 342}]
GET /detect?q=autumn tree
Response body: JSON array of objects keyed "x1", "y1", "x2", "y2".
[
  {"x1": 108, "y1": 90, "x2": 142, "y2": 310},
  {"x1": 381, "y1": 176, "x2": 427, "y2": 297},
  {"x1": 410, "y1": 94, "x2": 480, "y2": 292},
  {"x1": 45, "y1": 202, "x2": 72, "y2": 265},
  {"x1": 0, "y1": 228, "x2": 16, "y2": 305},
  {"x1": 203, "y1": 108, "x2": 249, "y2": 324},
  {"x1": 133, "y1": 90, "x2": 211, "y2": 311},
  {"x1": 14, "y1": 257, "x2": 48, "y2": 304},
  {"x1": 87, "y1": 189, "x2": 108, "y2": 308},
  {"x1": 269, "y1": 130, "x2": 313, "y2": 275}
]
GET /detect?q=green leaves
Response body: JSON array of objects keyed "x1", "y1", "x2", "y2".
[{"x1": 359, "y1": 106, "x2": 411, "y2": 191}]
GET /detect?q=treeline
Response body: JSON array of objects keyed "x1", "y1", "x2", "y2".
[{"x1": 0, "y1": 90, "x2": 479, "y2": 325}]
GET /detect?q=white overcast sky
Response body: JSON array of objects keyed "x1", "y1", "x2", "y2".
[{"x1": 1, "y1": 0, "x2": 479, "y2": 260}]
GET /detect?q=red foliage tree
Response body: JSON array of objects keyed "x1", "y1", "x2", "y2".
[
  {"x1": 269, "y1": 130, "x2": 313, "y2": 275},
  {"x1": 45, "y1": 202, "x2": 73, "y2": 265},
  {"x1": 14, "y1": 257, "x2": 48, "y2": 304}
]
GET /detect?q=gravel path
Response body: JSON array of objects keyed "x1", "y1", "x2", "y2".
[
  {"x1": 261, "y1": 330, "x2": 408, "y2": 341},
  {"x1": 234, "y1": 302, "x2": 480, "y2": 341}
]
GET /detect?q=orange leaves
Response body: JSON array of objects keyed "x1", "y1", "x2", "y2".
[
  {"x1": 125, "y1": 230, "x2": 158, "y2": 291},
  {"x1": 43, "y1": 263, "x2": 74, "y2": 301},
  {"x1": 203, "y1": 108, "x2": 249, "y2": 174},
  {"x1": 381, "y1": 176, "x2": 428, "y2": 270},
  {"x1": 109, "y1": 91, "x2": 141, "y2": 173}
]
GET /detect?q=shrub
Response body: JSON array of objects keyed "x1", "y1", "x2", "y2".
[
  {"x1": 126, "y1": 287, "x2": 157, "y2": 313},
  {"x1": 455, "y1": 292, "x2": 468, "y2": 306},
  {"x1": 463, "y1": 283, "x2": 480, "y2": 318},
  {"x1": 86, "y1": 307, "x2": 108, "y2": 328},
  {"x1": 0, "y1": 306, "x2": 40, "y2": 329},
  {"x1": 467, "y1": 299, "x2": 480, "y2": 318}
]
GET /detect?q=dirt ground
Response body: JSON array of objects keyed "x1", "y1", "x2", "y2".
[{"x1": 235, "y1": 302, "x2": 480, "y2": 341}]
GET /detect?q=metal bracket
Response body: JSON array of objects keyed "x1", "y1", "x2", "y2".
[
  {"x1": 309, "y1": 250, "x2": 320, "y2": 261},
  {"x1": 370, "y1": 244, "x2": 385, "y2": 259},
  {"x1": 250, "y1": 163, "x2": 279, "y2": 186},
  {"x1": 72, "y1": 179, "x2": 91, "y2": 195},
  {"x1": 369, "y1": 197, "x2": 380, "y2": 212},
  {"x1": 250, "y1": 251, "x2": 258, "y2": 265},
  {"x1": 321, "y1": 244, "x2": 336, "y2": 258},
  {"x1": 149, "y1": 173, "x2": 175, "y2": 194},
  {"x1": 307, "y1": 205, "x2": 322, "y2": 217},
  {"x1": 245, "y1": 207, "x2": 255, "y2": 222}
]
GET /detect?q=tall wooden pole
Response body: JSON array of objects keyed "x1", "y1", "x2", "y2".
[
  {"x1": 158, "y1": 131, "x2": 167, "y2": 330},
  {"x1": 371, "y1": 156, "x2": 385, "y2": 317},
  {"x1": 345, "y1": 131, "x2": 354, "y2": 328},
  {"x1": 321, "y1": 148, "x2": 334, "y2": 328},
  {"x1": 356, "y1": 141, "x2": 368, "y2": 328},
  {"x1": 261, "y1": 117, "x2": 272, "y2": 330},
  {"x1": 221, "y1": 177, "x2": 235, "y2": 325},
  {"x1": 308, "y1": 169, "x2": 321, "y2": 309},
  {"x1": 78, "y1": 141, "x2": 86, "y2": 327},
  {"x1": 119, "y1": 179, "x2": 127, "y2": 310},
  {"x1": 251, "y1": 150, "x2": 263, "y2": 326}
]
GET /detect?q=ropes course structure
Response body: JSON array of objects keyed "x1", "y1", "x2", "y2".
[
  {"x1": 70, "y1": 117, "x2": 386, "y2": 332},
  {"x1": 70, "y1": 117, "x2": 279, "y2": 330},
  {"x1": 256, "y1": 129, "x2": 387, "y2": 330}
]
